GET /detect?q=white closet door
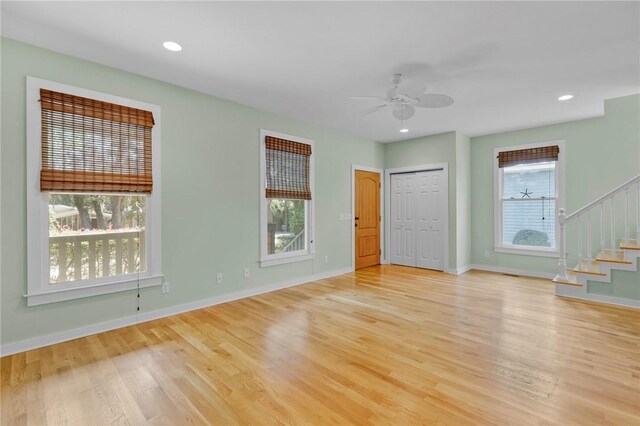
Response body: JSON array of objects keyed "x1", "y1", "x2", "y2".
[
  {"x1": 416, "y1": 170, "x2": 445, "y2": 271},
  {"x1": 390, "y1": 173, "x2": 416, "y2": 267}
]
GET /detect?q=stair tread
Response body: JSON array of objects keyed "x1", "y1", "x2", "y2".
[
  {"x1": 573, "y1": 268, "x2": 608, "y2": 276},
  {"x1": 552, "y1": 271, "x2": 582, "y2": 286},
  {"x1": 595, "y1": 251, "x2": 633, "y2": 264},
  {"x1": 573, "y1": 260, "x2": 607, "y2": 276},
  {"x1": 620, "y1": 243, "x2": 640, "y2": 250}
]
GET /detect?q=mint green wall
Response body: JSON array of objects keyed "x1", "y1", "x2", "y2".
[
  {"x1": 1, "y1": 37, "x2": 638, "y2": 347},
  {"x1": 470, "y1": 95, "x2": 640, "y2": 299},
  {"x1": 383, "y1": 131, "x2": 459, "y2": 270},
  {"x1": 455, "y1": 133, "x2": 471, "y2": 270},
  {"x1": 0, "y1": 38, "x2": 384, "y2": 346}
]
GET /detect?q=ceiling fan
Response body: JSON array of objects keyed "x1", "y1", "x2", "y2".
[{"x1": 351, "y1": 74, "x2": 454, "y2": 120}]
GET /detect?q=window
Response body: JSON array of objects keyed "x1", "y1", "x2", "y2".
[
  {"x1": 267, "y1": 199, "x2": 307, "y2": 255},
  {"x1": 494, "y1": 142, "x2": 564, "y2": 257},
  {"x1": 48, "y1": 194, "x2": 146, "y2": 283},
  {"x1": 27, "y1": 77, "x2": 162, "y2": 306},
  {"x1": 260, "y1": 130, "x2": 314, "y2": 266}
]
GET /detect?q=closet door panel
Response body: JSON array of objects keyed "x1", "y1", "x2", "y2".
[
  {"x1": 390, "y1": 174, "x2": 416, "y2": 267},
  {"x1": 416, "y1": 170, "x2": 445, "y2": 271}
]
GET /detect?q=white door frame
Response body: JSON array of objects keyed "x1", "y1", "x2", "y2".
[
  {"x1": 351, "y1": 165, "x2": 384, "y2": 270},
  {"x1": 385, "y1": 163, "x2": 450, "y2": 273}
]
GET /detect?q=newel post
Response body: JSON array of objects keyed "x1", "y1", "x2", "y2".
[{"x1": 558, "y1": 208, "x2": 568, "y2": 280}]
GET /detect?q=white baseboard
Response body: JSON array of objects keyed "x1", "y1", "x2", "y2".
[
  {"x1": 0, "y1": 267, "x2": 354, "y2": 357},
  {"x1": 466, "y1": 264, "x2": 555, "y2": 279},
  {"x1": 555, "y1": 283, "x2": 640, "y2": 309},
  {"x1": 448, "y1": 265, "x2": 472, "y2": 275}
]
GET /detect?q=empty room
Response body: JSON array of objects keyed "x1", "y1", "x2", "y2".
[{"x1": 1, "y1": 1, "x2": 639, "y2": 425}]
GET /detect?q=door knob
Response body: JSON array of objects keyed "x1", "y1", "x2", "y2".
[{"x1": 355, "y1": 217, "x2": 360, "y2": 220}]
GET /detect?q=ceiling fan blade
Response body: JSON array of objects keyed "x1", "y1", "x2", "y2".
[
  {"x1": 415, "y1": 93, "x2": 454, "y2": 108},
  {"x1": 392, "y1": 104, "x2": 415, "y2": 120},
  {"x1": 361, "y1": 104, "x2": 388, "y2": 115},
  {"x1": 350, "y1": 96, "x2": 388, "y2": 101}
]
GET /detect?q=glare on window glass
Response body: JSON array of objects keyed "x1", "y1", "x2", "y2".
[
  {"x1": 266, "y1": 199, "x2": 306, "y2": 255},
  {"x1": 48, "y1": 194, "x2": 146, "y2": 284},
  {"x1": 502, "y1": 162, "x2": 556, "y2": 248}
]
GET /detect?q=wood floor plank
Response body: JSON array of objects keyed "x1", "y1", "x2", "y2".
[{"x1": 2, "y1": 265, "x2": 639, "y2": 425}]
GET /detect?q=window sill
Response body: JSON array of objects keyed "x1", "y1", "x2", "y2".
[
  {"x1": 494, "y1": 246, "x2": 559, "y2": 258},
  {"x1": 260, "y1": 253, "x2": 314, "y2": 268},
  {"x1": 24, "y1": 275, "x2": 163, "y2": 306}
]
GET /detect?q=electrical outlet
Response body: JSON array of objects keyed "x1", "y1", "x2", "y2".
[
  {"x1": 243, "y1": 267, "x2": 250, "y2": 278},
  {"x1": 162, "y1": 281, "x2": 170, "y2": 294},
  {"x1": 216, "y1": 273, "x2": 223, "y2": 284},
  {"x1": 324, "y1": 255, "x2": 329, "y2": 264},
  {"x1": 484, "y1": 250, "x2": 491, "y2": 258}
]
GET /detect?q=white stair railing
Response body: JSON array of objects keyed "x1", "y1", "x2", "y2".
[
  {"x1": 281, "y1": 229, "x2": 305, "y2": 253},
  {"x1": 557, "y1": 175, "x2": 640, "y2": 281}
]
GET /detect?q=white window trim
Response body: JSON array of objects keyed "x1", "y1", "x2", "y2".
[
  {"x1": 259, "y1": 129, "x2": 315, "y2": 267},
  {"x1": 25, "y1": 77, "x2": 163, "y2": 306},
  {"x1": 493, "y1": 140, "x2": 565, "y2": 258}
]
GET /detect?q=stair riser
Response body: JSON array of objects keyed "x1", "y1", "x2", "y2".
[
  {"x1": 596, "y1": 260, "x2": 637, "y2": 273},
  {"x1": 624, "y1": 250, "x2": 640, "y2": 261},
  {"x1": 575, "y1": 272, "x2": 610, "y2": 283}
]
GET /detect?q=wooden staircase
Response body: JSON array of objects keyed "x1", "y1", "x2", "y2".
[
  {"x1": 553, "y1": 238, "x2": 640, "y2": 286},
  {"x1": 553, "y1": 176, "x2": 640, "y2": 305}
]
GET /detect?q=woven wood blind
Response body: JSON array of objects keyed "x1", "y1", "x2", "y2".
[
  {"x1": 265, "y1": 136, "x2": 312, "y2": 200},
  {"x1": 497, "y1": 145, "x2": 559, "y2": 168},
  {"x1": 40, "y1": 89, "x2": 155, "y2": 193}
]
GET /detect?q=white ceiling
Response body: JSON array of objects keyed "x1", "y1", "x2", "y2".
[{"x1": 2, "y1": 1, "x2": 639, "y2": 142}]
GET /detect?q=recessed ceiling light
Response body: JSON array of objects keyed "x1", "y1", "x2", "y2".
[
  {"x1": 163, "y1": 41, "x2": 182, "y2": 52},
  {"x1": 558, "y1": 94, "x2": 573, "y2": 101},
  {"x1": 400, "y1": 128, "x2": 409, "y2": 133}
]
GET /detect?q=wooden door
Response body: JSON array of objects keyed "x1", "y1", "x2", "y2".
[{"x1": 355, "y1": 170, "x2": 381, "y2": 269}]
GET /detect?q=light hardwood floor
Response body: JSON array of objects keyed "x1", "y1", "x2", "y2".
[{"x1": 2, "y1": 265, "x2": 639, "y2": 425}]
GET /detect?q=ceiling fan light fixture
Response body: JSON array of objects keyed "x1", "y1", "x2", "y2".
[
  {"x1": 351, "y1": 74, "x2": 454, "y2": 134},
  {"x1": 392, "y1": 104, "x2": 415, "y2": 120}
]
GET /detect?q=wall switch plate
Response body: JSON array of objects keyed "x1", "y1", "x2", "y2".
[
  {"x1": 324, "y1": 255, "x2": 329, "y2": 264},
  {"x1": 243, "y1": 268, "x2": 250, "y2": 278},
  {"x1": 216, "y1": 273, "x2": 223, "y2": 284},
  {"x1": 162, "y1": 282, "x2": 170, "y2": 294},
  {"x1": 484, "y1": 250, "x2": 491, "y2": 258}
]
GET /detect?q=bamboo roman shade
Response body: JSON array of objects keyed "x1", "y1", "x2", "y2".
[
  {"x1": 265, "y1": 135, "x2": 312, "y2": 200},
  {"x1": 497, "y1": 145, "x2": 559, "y2": 168},
  {"x1": 39, "y1": 89, "x2": 155, "y2": 193}
]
